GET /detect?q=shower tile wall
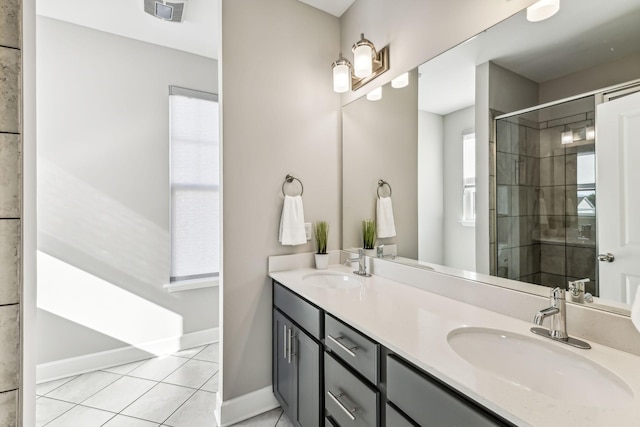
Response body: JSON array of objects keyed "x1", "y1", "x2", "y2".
[
  {"x1": 495, "y1": 97, "x2": 597, "y2": 295},
  {"x1": 495, "y1": 117, "x2": 541, "y2": 282},
  {"x1": 0, "y1": 0, "x2": 22, "y2": 425}
]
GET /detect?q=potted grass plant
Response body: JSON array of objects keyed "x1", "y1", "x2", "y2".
[
  {"x1": 314, "y1": 221, "x2": 329, "y2": 270},
  {"x1": 362, "y1": 219, "x2": 376, "y2": 254}
]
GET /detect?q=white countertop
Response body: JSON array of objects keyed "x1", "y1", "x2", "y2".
[{"x1": 269, "y1": 265, "x2": 640, "y2": 427}]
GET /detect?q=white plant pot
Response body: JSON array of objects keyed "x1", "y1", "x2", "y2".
[{"x1": 315, "y1": 253, "x2": 329, "y2": 270}]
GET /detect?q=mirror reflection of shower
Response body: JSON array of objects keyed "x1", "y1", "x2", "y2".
[{"x1": 493, "y1": 95, "x2": 597, "y2": 296}]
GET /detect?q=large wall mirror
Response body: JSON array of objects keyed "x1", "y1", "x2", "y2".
[{"x1": 342, "y1": 0, "x2": 640, "y2": 315}]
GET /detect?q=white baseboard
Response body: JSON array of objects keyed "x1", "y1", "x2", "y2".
[
  {"x1": 214, "y1": 385, "x2": 280, "y2": 427},
  {"x1": 37, "y1": 327, "x2": 219, "y2": 383}
]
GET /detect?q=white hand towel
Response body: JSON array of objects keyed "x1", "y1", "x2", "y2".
[
  {"x1": 538, "y1": 197, "x2": 548, "y2": 225},
  {"x1": 632, "y1": 288, "x2": 640, "y2": 333},
  {"x1": 377, "y1": 196, "x2": 397, "y2": 238},
  {"x1": 279, "y1": 195, "x2": 306, "y2": 246}
]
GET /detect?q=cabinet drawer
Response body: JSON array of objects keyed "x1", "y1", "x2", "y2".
[
  {"x1": 325, "y1": 315, "x2": 379, "y2": 384},
  {"x1": 325, "y1": 353, "x2": 379, "y2": 427},
  {"x1": 385, "y1": 403, "x2": 415, "y2": 427},
  {"x1": 386, "y1": 355, "x2": 510, "y2": 427},
  {"x1": 274, "y1": 282, "x2": 322, "y2": 340}
]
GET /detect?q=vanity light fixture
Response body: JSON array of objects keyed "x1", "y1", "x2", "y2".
[
  {"x1": 332, "y1": 53, "x2": 352, "y2": 93},
  {"x1": 585, "y1": 126, "x2": 595, "y2": 140},
  {"x1": 331, "y1": 33, "x2": 389, "y2": 93},
  {"x1": 561, "y1": 129, "x2": 574, "y2": 144},
  {"x1": 391, "y1": 72, "x2": 409, "y2": 89},
  {"x1": 366, "y1": 86, "x2": 382, "y2": 101},
  {"x1": 561, "y1": 125, "x2": 595, "y2": 145},
  {"x1": 526, "y1": 0, "x2": 560, "y2": 22}
]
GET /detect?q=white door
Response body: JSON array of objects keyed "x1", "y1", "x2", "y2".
[{"x1": 597, "y1": 90, "x2": 640, "y2": 304}]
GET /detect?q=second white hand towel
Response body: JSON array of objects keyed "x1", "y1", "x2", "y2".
[
  {"x1": 377, "y1": 196, "x2": 397, "y2": 238},
  {"x1": 279, "y1": 195, "x2": 306, "y2": 245}
]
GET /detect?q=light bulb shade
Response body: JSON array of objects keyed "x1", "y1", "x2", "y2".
[
  {"x1": 353, "y1": 45, "x2": 373, "y2": 77},
  {"x1": 353, "y1": 34, "x2": 375, "y2": 78},
  {"x1": 332, "y1": 62, "x2": 351, "y2": 93},
  {"x1": 366, "y1": 86, "x2": 382, "y2": 101},
  {"x1": 391, "y1": 72, "x2": 409, "y2": 88},
  {"x1": 586, "y1": 126, "x2": 595, "y2": 140},
  {"x1": 561, "y1": 130, "x2": 574, "y2": 144},
  {"x1": 527, "y1": 0, "x2": 560, "y2": 22}
]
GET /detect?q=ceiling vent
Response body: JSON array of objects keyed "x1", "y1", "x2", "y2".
[{"x1": 144, "y1": 0, "x2": 187, "y2": 23}]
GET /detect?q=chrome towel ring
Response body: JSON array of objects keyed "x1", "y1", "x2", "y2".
[
  {"x1": 377, "y1": 179, "x2": 392, "y2": 198},
  {"x1": 282, "y1": 174, "x2": 304, "y2": 196}
]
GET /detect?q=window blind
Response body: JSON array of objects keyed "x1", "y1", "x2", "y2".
[{"x1": 169, "y1": 87, "x2": 219, "y2": 282}]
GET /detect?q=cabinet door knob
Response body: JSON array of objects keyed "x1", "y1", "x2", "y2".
[
  {"x1": 598, "y1": 253, "x2": 615, "y2": 262},
  {"x1": 327, "y1": 391, "x2": 357, "y2": 421}
]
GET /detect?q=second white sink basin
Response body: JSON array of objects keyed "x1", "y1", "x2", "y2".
[
  {"x1": 447, "y1": 327, "x2": 633, "y2": 407},
  {"x1": 302, "y1": 272, "x2": 363, "y2": 289}
]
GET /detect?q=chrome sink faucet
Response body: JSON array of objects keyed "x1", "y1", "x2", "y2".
[
  {"x1": 531, "y1": 287, "x2": 591, "y2": 349},
  {"x1": 343, "y1": 249, "x2": 371, "y2": 277},
  {"x1": 375, "y1": 245, "x2": 396, "y2": 260}
]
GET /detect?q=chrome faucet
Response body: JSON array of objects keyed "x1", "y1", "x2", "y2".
[
  {"x1": 531, "y1": 287, "x2": 591, "y2": 349},
  {"x1": 534, "y1": 287, "x2": 568, "y2": 339},
  {"x1": 375, "y1": 245, "x2": 396, "y2": 260},
  {"x1": 343, "y1": 249, "x2": 371, "y2": 277}
]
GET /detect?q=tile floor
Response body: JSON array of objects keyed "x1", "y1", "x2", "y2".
[{"x1": 36, "y1": 343, "x2": 292, "y2": 427}]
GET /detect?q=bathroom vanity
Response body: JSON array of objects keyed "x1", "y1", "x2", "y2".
[{"x1": 270, "y1": 263, "x2": 640, "y2": 427}]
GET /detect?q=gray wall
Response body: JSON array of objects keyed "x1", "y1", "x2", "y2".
[
  {"x1": 539, "y1": 53, "x2": 640, "y2": 103},
  {"x1": 418, "y1": 110, "x2": 443, "y2": 264},
  {"x1": 342, "y1": 71, "x2": 418, "y2": 258},
  {"x1": 220, "y1": 0, "x2": 341, "y2": 400},
  {"x1": 36, "y1": 17, "x2": 219, "y2": 364},
  {"x1": 443, "y1": 106, "x2": 476, "y2": 270},
  {"x1": 0, "y1": 0, "x2": 22, "y2": 423}
]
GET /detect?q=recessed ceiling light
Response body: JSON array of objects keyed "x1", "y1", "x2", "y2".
[{"x1": 526, "y1": 0, "x2": 560, "y2": 22}]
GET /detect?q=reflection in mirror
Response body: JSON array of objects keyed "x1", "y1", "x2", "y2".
[
  {"x1": 494, "y1": 96, "x2": 597, "y2": 298},
  {"x1": 342, "y1": 0, "x2": 640, "y2": 314}
]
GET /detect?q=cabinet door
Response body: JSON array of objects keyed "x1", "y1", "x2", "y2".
[
  {"x1": 274, "y1": 309, "x2": 297, "y2": 420},
  {"x1": 295, "y1": 325, "x2": 322, "y2": 427}
]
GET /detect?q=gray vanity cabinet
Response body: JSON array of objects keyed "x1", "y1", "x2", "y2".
[
  {"x1": 386, "y1": 355, "x2": 512, "y2": 427},
  {"x1": 273, "y1": 284, "x2": 323, "y2": 427},
  {"x1": 272, "y1": 280, "x2": 513, "y2": 427}
]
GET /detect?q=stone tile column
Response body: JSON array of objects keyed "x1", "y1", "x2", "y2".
[{"x1": 0, "y1": 0, "x2": 22, "y2": 424}]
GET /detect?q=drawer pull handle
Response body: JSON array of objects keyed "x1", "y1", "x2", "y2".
[
  {"x1": 327, "y1": 335, "x2": 358, "y2": 357},
  {"x1": 327, "y1": 391, "x2": 357, "y2": 421}
]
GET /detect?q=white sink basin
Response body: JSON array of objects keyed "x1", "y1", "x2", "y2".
[
  {"x1": 302, "y1": 272, "x2": 363, "y2": 289},
  {"x1": 447, "y1": 327, "x2": 633, "y2": 407}
]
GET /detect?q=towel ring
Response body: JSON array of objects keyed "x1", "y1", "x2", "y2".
[
  {"x1": 377, "y1": 179, "x2": 392, "y2": 198},
  {"x1": 282, "y1": 174, "x2": 304, "y2": 196}
]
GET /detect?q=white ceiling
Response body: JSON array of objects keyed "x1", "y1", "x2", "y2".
[
  {"x1": 36, "y1": 0, "x2": 219, "y2": 59},
  {"x1": 35, "y1": 0, "x2": 353, "y2": 60},
  {"x1": 297, "y1": 0, "x2": 355, "y2": 17},
  {"x1": 418, "y1": 0, "x2": 640, "y2": 115}
]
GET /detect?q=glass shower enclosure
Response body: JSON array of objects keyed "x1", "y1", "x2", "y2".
[{"x1": 493, "y1": 95, "x2": 597, "y2": 296}]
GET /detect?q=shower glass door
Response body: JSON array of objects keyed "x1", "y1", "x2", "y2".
[{"x1": 493, "y1": 95, "x2": 597, "y2": 296}]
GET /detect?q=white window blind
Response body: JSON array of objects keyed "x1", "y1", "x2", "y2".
[{"x1": 169, "y1": 87, "x2": 219, "y2": 283}]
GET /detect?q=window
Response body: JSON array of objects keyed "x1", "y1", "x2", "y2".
[
  {"x1": 576, "y1": 152, "x2": 596, "y2": 216},
  {"x1": 461, "y1": 132, "x2": 476, "y2": 225},
  {"x1": 169, "y1": 86, "x2": 219, "y2": 287}
]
